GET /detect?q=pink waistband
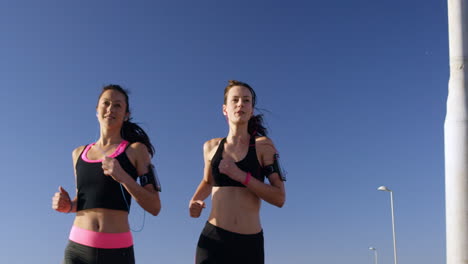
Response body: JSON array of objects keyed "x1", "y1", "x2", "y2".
[{"x1": 69, "y1": 226, "x2": 133, "y2": 249}]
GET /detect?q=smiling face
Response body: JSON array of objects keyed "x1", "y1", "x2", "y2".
[
  {"x1": 223, "y1": 85, "x2": 254, "y2": 124},
  {"x1": 96, "y1": 89, "x2": 129, "y2": 129}
]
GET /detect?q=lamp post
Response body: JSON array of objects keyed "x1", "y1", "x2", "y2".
[
  {"x1": 377, "y1": 186, "x2": 398, "y2": 264},
  {"x1": 445, "y1": 1, "x2": 468, "y2": 263},
  {"x1": 369, "y1": 247, "x2": 378, "y2": 264}
]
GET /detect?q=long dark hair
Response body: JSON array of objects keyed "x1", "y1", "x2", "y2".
[
  {"x1": 224, "y1": 80, "x2": 268, "y2": 137},
  {"x1": 98, "y1": 84, "x2": 155, "y2": 157}
]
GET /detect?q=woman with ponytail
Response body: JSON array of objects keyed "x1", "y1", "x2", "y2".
[
  {"x1": 189, "y1": 80, "x2": 286, "y2": 264},
  {"x1": 52, "y1": 85, "x2": 161, "y2": 264}
]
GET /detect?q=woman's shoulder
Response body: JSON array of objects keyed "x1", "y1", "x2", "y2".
[
  {"x1": 255, "y1": 136, "x2": 277, "y2": 154},
  {"x1": 203, "y1": 137, "x2": 224, "y2": 151},
  {"x1": 203, "y1": 137, "x2": 224, "y2": 159},
  {"x1": 126, "y1": 142, "x2": 151, "y2": 170},
  {"x1": 72, "y1": 145, "x2": 86, "y2": 157},
  {"x1": 255, "y1": 136, "x2": 274, "y2": 147},
  {"x1": 72, "y1": 145, "x2": 87, "y2": 163},
  {"x1": 126, "y1": 142, "x2": 151, "y2": 159},
  {"x1": 127, "y1": 141, "x2": 147, "y2": 152}
]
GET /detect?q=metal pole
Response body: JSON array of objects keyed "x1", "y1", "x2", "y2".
[
  {"x1": 369, "y1": 247, "x2": 378, "y2": 264},
  {"x1": 445, "y1": 0, "x2": 468, "y2": 263},
  {"x1": 389, "y1": 191, "x2": 397, "y2": 264}
]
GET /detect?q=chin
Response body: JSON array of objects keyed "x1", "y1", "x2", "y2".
[{"x1": 231, "y1": 119, "x2": 249, "y2": 125}]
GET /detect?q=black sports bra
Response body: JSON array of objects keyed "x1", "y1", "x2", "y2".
[
  {"x1": 211, "y1": 136, "x2": 264, "y2": 187},
  {"x1": 75, "y1": 140, "x2": 139, "y2": 212}
]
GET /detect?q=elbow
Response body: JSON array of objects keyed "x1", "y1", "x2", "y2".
[
  {"x1": 273, "y1": 194, "x2": 285, "y2": 208},
  {"x1": 277, "y1": 192, "x2": 286, "y2": 208},
  {"x1": 150, "y1": 203, "x2": 161, "y2": 216},
  {"x1": 151, "y1": 211, "x2": 160, "y2": 216},
  {"x1": 275, "y1": 199, "x2": 285, "y2": 208},
  {"x1": 150, "y1": 207, "x2": 160, "y2": 216},
  {"x1": 148, "y1": 191, "x2": 161, "y2": 216}
]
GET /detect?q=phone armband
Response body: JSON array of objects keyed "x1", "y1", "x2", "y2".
[
  {"x1": 262, "y1": 153, "x2": 286, "y2": 181},
  {"x1": 139, "y1": 164, "x2": 162, "y2": 192}
]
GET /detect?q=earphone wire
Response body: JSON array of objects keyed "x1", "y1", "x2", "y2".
[{"x1": 94, "y1": 125, "x2": 146, "y2": 232}]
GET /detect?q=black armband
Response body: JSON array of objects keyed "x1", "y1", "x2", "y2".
[
  {"x1": 139, "y1": 164, "x2": 162, "y2": 192},
  {"x1": 262, "y1": 154, "x2": 287, "y2": 181}
]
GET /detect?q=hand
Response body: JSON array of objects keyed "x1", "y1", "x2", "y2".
[
  {"x1": 218, "y1": 157, "x2": 243, "y2": 182},
  {"x1": 189, "y1": 200, "x2": 206, "y2": 218},
  {"x1": 52, "y1": 186, "x2": 72, "y2": 213},
  {"x1": 102, "y1": 156, "x2": 128, "y2": 184}
]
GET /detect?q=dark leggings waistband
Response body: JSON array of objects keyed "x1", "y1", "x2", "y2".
[
  {"x1": 196, "y1": 221, "x2": 264, "y2": 264},
  {"x1": 63, "y1": 240, "x2": 135, "y2": 264},
  {"x1": 203, "y1": 221, "x2": 263, "y2": 239}
]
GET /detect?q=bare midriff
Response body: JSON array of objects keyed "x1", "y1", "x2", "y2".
[
  {"x1": 208, "y1": 186, "x2": 261, "y2": 234},
  {"x1": 73, "y1": 208, "x2": 130, "y2": 233}
]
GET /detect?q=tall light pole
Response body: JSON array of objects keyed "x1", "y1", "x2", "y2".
[
  {"x1": 445, "y1": 0, "x2": 468, "y2": 263},
  {"x1": 369, "y1": 247, "x2": 378, "y2": 264},
  {"x1": 377, "y1": 186, "x2": 397, "y2": 264}
]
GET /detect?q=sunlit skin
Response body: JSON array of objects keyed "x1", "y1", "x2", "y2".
[
  {"x1": 189, "y1": 85, "x2": 285, "y2": 234},
  {"x1": 52, "y1": 89, "x2": 161, "y2": 233}
]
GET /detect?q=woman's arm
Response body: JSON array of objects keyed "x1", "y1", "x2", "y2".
[
  {"x1": 219, "y1": 137, "x2": 286, "y2": 207},
  {"x1": 102, "y1": 142, "x2": 161, "y2": 216},
  {"x1": 52, "y1": 146, "x2": 84, "y2": 213},
  {"x1": 189, "y1": 139, "x2": 219, "y2": 217}
]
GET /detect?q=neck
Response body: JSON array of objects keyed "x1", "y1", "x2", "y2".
[
  {"x1": 227, "y1": 123, "x2": 250, "y2": 144},
  {"x1": 98, "y1": 128, "x2": 123, "y2": 146}
]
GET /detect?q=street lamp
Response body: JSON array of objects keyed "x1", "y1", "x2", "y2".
[
  {"x1": 369, "y1": 247, "x2": 378, "y2": 264},
  {"x1": 377, "y1": 186, "x2": 398, "y2": 264}
]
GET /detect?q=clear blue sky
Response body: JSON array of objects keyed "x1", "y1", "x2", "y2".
[{"x1": 0, "y1": 0, "x2": 447, "y2": 263}]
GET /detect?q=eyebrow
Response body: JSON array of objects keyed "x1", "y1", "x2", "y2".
[{"x1": 101, "y1": 98, "x2": 124, "y2": 102}]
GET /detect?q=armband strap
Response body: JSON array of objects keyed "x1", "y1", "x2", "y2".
[
  {"x1": 139, "y1": 164, "x2": 162, "y2": 192},
  {"x1": 262, "y1": 154, "x2": 286, "y2": 181}
]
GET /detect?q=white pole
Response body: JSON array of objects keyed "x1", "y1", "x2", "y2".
[
  {"x1": 445, "y1": 1, "x2": 468, "y2": 264},
  {"x1": 369, "y1": 247, "x2": 378, "y2": 264},
  {"x1": 389, "y1": 191, "x2": 397, "y2": 264},
  {"x1": 377, "y1": 186, "x2": 398, "y2": 264}
]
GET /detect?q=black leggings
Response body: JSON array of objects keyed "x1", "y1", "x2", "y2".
[
  {"x1": 63, "y1": 240, "x2": 135, "y2": 264},
  {"x1": 196, "y1": 222, "x2": 264, "y2": 264}
]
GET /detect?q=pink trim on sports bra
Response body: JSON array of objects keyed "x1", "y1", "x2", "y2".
[
  {"x1": 81, "y1": 140, "x2": 129, "y2": 163},
  {"x1": 69, "y1": 225, "x2": 133, "y2": 249}
]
